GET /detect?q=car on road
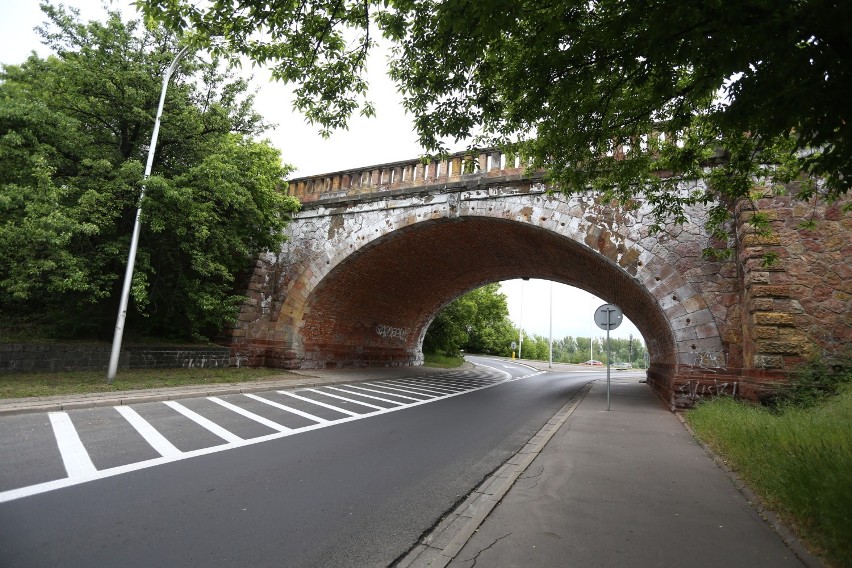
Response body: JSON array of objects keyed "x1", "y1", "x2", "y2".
[
  {"x1": 583, "y1": 360, "x2": 603, "y2": 366},
  {"x1": 613, "y1": 362, "x2": 633, "y2": 370}
]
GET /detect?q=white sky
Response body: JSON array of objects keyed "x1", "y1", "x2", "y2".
[{"x1": 0, "y1": 0, "x2": 643, "y2": 343}]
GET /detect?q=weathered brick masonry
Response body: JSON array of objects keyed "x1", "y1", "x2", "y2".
[
  {"x1": 0, "y1": 344, "x2": 230, "y2": 374},
  {"x1": 229, "y1": 150, "x2": 850, "y2": 406}
]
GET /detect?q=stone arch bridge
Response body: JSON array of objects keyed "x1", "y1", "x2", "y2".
[{"x1": 229, "y1": 150, "x2": 850, "y2": 406}]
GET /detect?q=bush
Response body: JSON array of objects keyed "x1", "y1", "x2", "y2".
[{"x1": 767, "y1": 354, "x2": 852, "y2": 410}]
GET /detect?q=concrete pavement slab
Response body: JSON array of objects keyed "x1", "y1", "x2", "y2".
[{"x1": 444, "y1": 377, "x2": 813, "y2": 568}]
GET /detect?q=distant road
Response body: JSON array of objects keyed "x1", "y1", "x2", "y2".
[{"x1": 0, "y1": 357, "x2": 595, "y2": 567}]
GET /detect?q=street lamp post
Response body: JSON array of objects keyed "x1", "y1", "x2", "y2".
[
  {"x1": 517, "y1": 279, "x2": 525, "y2": 359},
  {"x1": 106, "y1": 46, "x2": 190, "y2": 383},
  {"x1": 548, "y1": 281, "x2": 553, "y2": 369}
]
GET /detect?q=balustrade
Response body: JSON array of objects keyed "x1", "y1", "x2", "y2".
[{"x1": 286, "y1": 148, "x2": 534, "y2": 203}]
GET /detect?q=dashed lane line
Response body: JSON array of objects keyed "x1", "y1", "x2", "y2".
[
  {"x1": 277, "y1": 390, "x2": 364, "y2": 417},
  {"x1": 302, "y1": 389, "x2": 386, "y2": 411},
  {"x1": 323, "y1": 386, "x2": 412, "y2": 405},
  {"x1": 243, "y1": 393, "x2": 330, "y2": 424},
  {"x1": 375, "y1": 380, "x2": 460, "y2": 395},
  {"x1": 114, "y1": 406, "x2": 182, "y2": 458},
  {"x1": 332, "y1": 384, "x2": 423, "y2": 402},
  {"x1": 163, "y1": 401, "x2": 243, "y2": 444},
  {"x1": 207, "y1": 397, "x2": 292, "y2": 433},
  {"x1": 350, "y1": 383, "x2": 436, "y2": 399},
  {"x1": 48, "y1": 412, "x2": 97, "y2": 478}
]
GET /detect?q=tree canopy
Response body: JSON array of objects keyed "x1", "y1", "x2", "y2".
[
  {"x1": 423, "y1": 283, "x2": 517, "y2": 357},
  {"x1": 0, "y1": 3, "x2": 299, "y2": 340},
  {"x1": 141, "y1": 0, "x2": 850, "y2": 241}
]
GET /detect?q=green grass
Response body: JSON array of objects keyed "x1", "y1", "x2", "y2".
[
  {"x1": 686, "y1": 384, "x2": 852, "y2": 567},
  {"x1": 423, "y1": 352, "x2": 465, "y2": 368},
  {"x1": 0, "y1": 367, "x2": 294, "y2": 399}
]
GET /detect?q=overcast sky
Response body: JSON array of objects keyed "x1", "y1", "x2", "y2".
[{"x1": 1, "y1": 0, "x2": 643, "y2": 343}]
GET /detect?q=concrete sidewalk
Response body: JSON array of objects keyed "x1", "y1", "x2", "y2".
[
  {"x1": 0, "y1": 365, "x2": 463, "y2": 416},
  {"x1": 401, "y1": 376, "x2": 820, "y2": 568}
]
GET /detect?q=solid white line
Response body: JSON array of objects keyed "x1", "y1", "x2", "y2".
[
  {"x1": 304, "y1": 389, "x2": 385, "y2": 410},
  {"x1": 328, "y1": 385, "x2": 417, "y2": 404},
  {"x1": 48, "y1": 412, "x2": 96, "y2": 478},
  {"x1": 114, "y1": 406, "x2": 182, "y2": 458},
  {"x1": 163, "y1": 401, "x2": 242, "y2": 444},
  {"x1": 470, "y1": 362, "x2": 513, "y2": 381},
  {"x1": 277, "y1": 391, "x2": 361, "y2": 417},
  {"x1": 207, "y1": 397, "x2": 292, "y2": 433},
  {"x1": 244, "y1": 393, "x2": 330, "y2": 424},
  {"x1": 335, "y1": 384, "x2": 423, "y2": 402},
  {"x1": 0, "y1": 365, "x2": 536, "y2": 504}
]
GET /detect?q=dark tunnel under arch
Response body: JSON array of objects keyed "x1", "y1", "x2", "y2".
[{"x1": 297, "y1": 216, "x2": 676, "y2": 369}]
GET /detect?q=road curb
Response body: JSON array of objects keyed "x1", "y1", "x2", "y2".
[
  {"x1": 0, "y1": 365, "x2": 479, "y2": 417},
  {"x1": 0, "y1": 376, "x2": 386, "y2": 417},
  {"x1": 395, "y1": 381, "x2": 594, "y2": 568}
]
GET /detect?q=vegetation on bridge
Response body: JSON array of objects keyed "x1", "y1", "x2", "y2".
[
  {"x1": 142, "y1": 0, "x2": 850, "y2": 260},
  {"x1": 0, "y1": 4, "x2": 299, "y2": 342}
]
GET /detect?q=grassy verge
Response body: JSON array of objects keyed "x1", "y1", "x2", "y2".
[
  {"x1": 685, "y1": 384, "x2": 852, "y2": 567},
  {"x1": 423, "y1": 352, "x2": 465, "y2": 368},
  {"x1": 0, "y1": 367, "x2": 293, "y2": 399}
]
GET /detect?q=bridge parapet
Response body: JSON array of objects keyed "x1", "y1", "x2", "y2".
[{"x1": 287, "y1": 148, "x2": 541, "y2": 205}]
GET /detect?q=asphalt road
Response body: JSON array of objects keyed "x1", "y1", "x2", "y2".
[{"x1": 0, "y1": 358, "x2": 595, "y2": 567}]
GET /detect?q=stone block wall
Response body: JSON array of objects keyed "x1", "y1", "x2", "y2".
[
  {"x1": 0, "y1": 344, "x2": 230, "y2": 374},
  {"x1": 736, "y1": 189, "x2": 850, "y2": 370}
]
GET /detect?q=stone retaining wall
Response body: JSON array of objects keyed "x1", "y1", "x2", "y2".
[{"x1": 0, "y1": 344, "x2": 230, "y2": 374}]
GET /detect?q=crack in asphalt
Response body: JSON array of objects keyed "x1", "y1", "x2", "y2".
[{"x1": 466, "y1": 532, "x2": 513, "y2": 568}]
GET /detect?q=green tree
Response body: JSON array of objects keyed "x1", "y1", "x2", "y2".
[
  {"x1": 142, "y1": 0, "x2": 850, "y2": 248},
  {"x1": 423, "y1": 283, "x2": 515, "y2": 357},
  {"x1": 520, "y1": 333, "x2": 550, "y2": 362},
  {"x1": 0, "y1": 3, "x2": 299, "y2": 340}
]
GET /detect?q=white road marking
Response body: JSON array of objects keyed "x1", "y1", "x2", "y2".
[
  {"x1": 244, "y1": 393, "x2": 330, "y2": 424},
  {"x1": 378, "y1": 380, "x2": 459, "y2": 394},
  {"x1": 163, "y1": 401, "x2": 242, "y2": 444},
  {"x1": 353, "y1": 383, "x2": 434, "y2": 399},
  {"x1": 48, "y1": 412, "x2": 96, "y2": 478},
  {"x1": 207, "y1": 397, "x2": 292, "y2": 433},
  {"x1": 1, "y1": 365, "x2": 528, "y2": 504},
  {"x1": 302, "y1": 389, "x2": 385, "y2": 411},
  {"x1": 328, "y1": 385, "x2": 419, "y2": 404},
  {"x1": 277, "y1": 391, "x2": 361, "y2": 417},
  {"x1": 114, "y1": 406, "x2": 182, "y2": 458}
]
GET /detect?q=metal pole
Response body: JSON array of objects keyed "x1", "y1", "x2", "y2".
[
  {"x1": 518, "y1": 280, "x2": 524, "y2": 359},
  {"x1": 107, "y1": 46, "x2": 190, "y2": 382},
  {"x1": 548, "y1": 281, "x2": 553, "y2": 369},
  {"x1": 606, "y1": 311, "x2": 612, "y2": 411}
]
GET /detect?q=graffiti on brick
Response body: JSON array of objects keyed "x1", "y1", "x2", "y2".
[
  {"x1": 376, "y1": 324, "x2": 409, "y2": 341},
  {"x1": 693, "y1": 350, "x2": 724, "y2": 369},
  {"x1": 674, "y1": 379, "x2": 738, "y2": 408}
]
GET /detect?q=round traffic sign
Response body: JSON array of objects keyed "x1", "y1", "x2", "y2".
[{"x1": 594, "y1": 303, "x2": 623, "y2": 330}]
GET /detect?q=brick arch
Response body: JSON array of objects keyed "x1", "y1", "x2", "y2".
[
  {"x1": 233, "y1": 157, "x2": 852, "y2": 405},
  {"x1": 265, "y1": 194, "x2": 723, "y2": 391}
]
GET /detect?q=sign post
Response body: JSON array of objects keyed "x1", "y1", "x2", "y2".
[{"x1": 594, "y1": 303, "x2": 623, "y2": 410}]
